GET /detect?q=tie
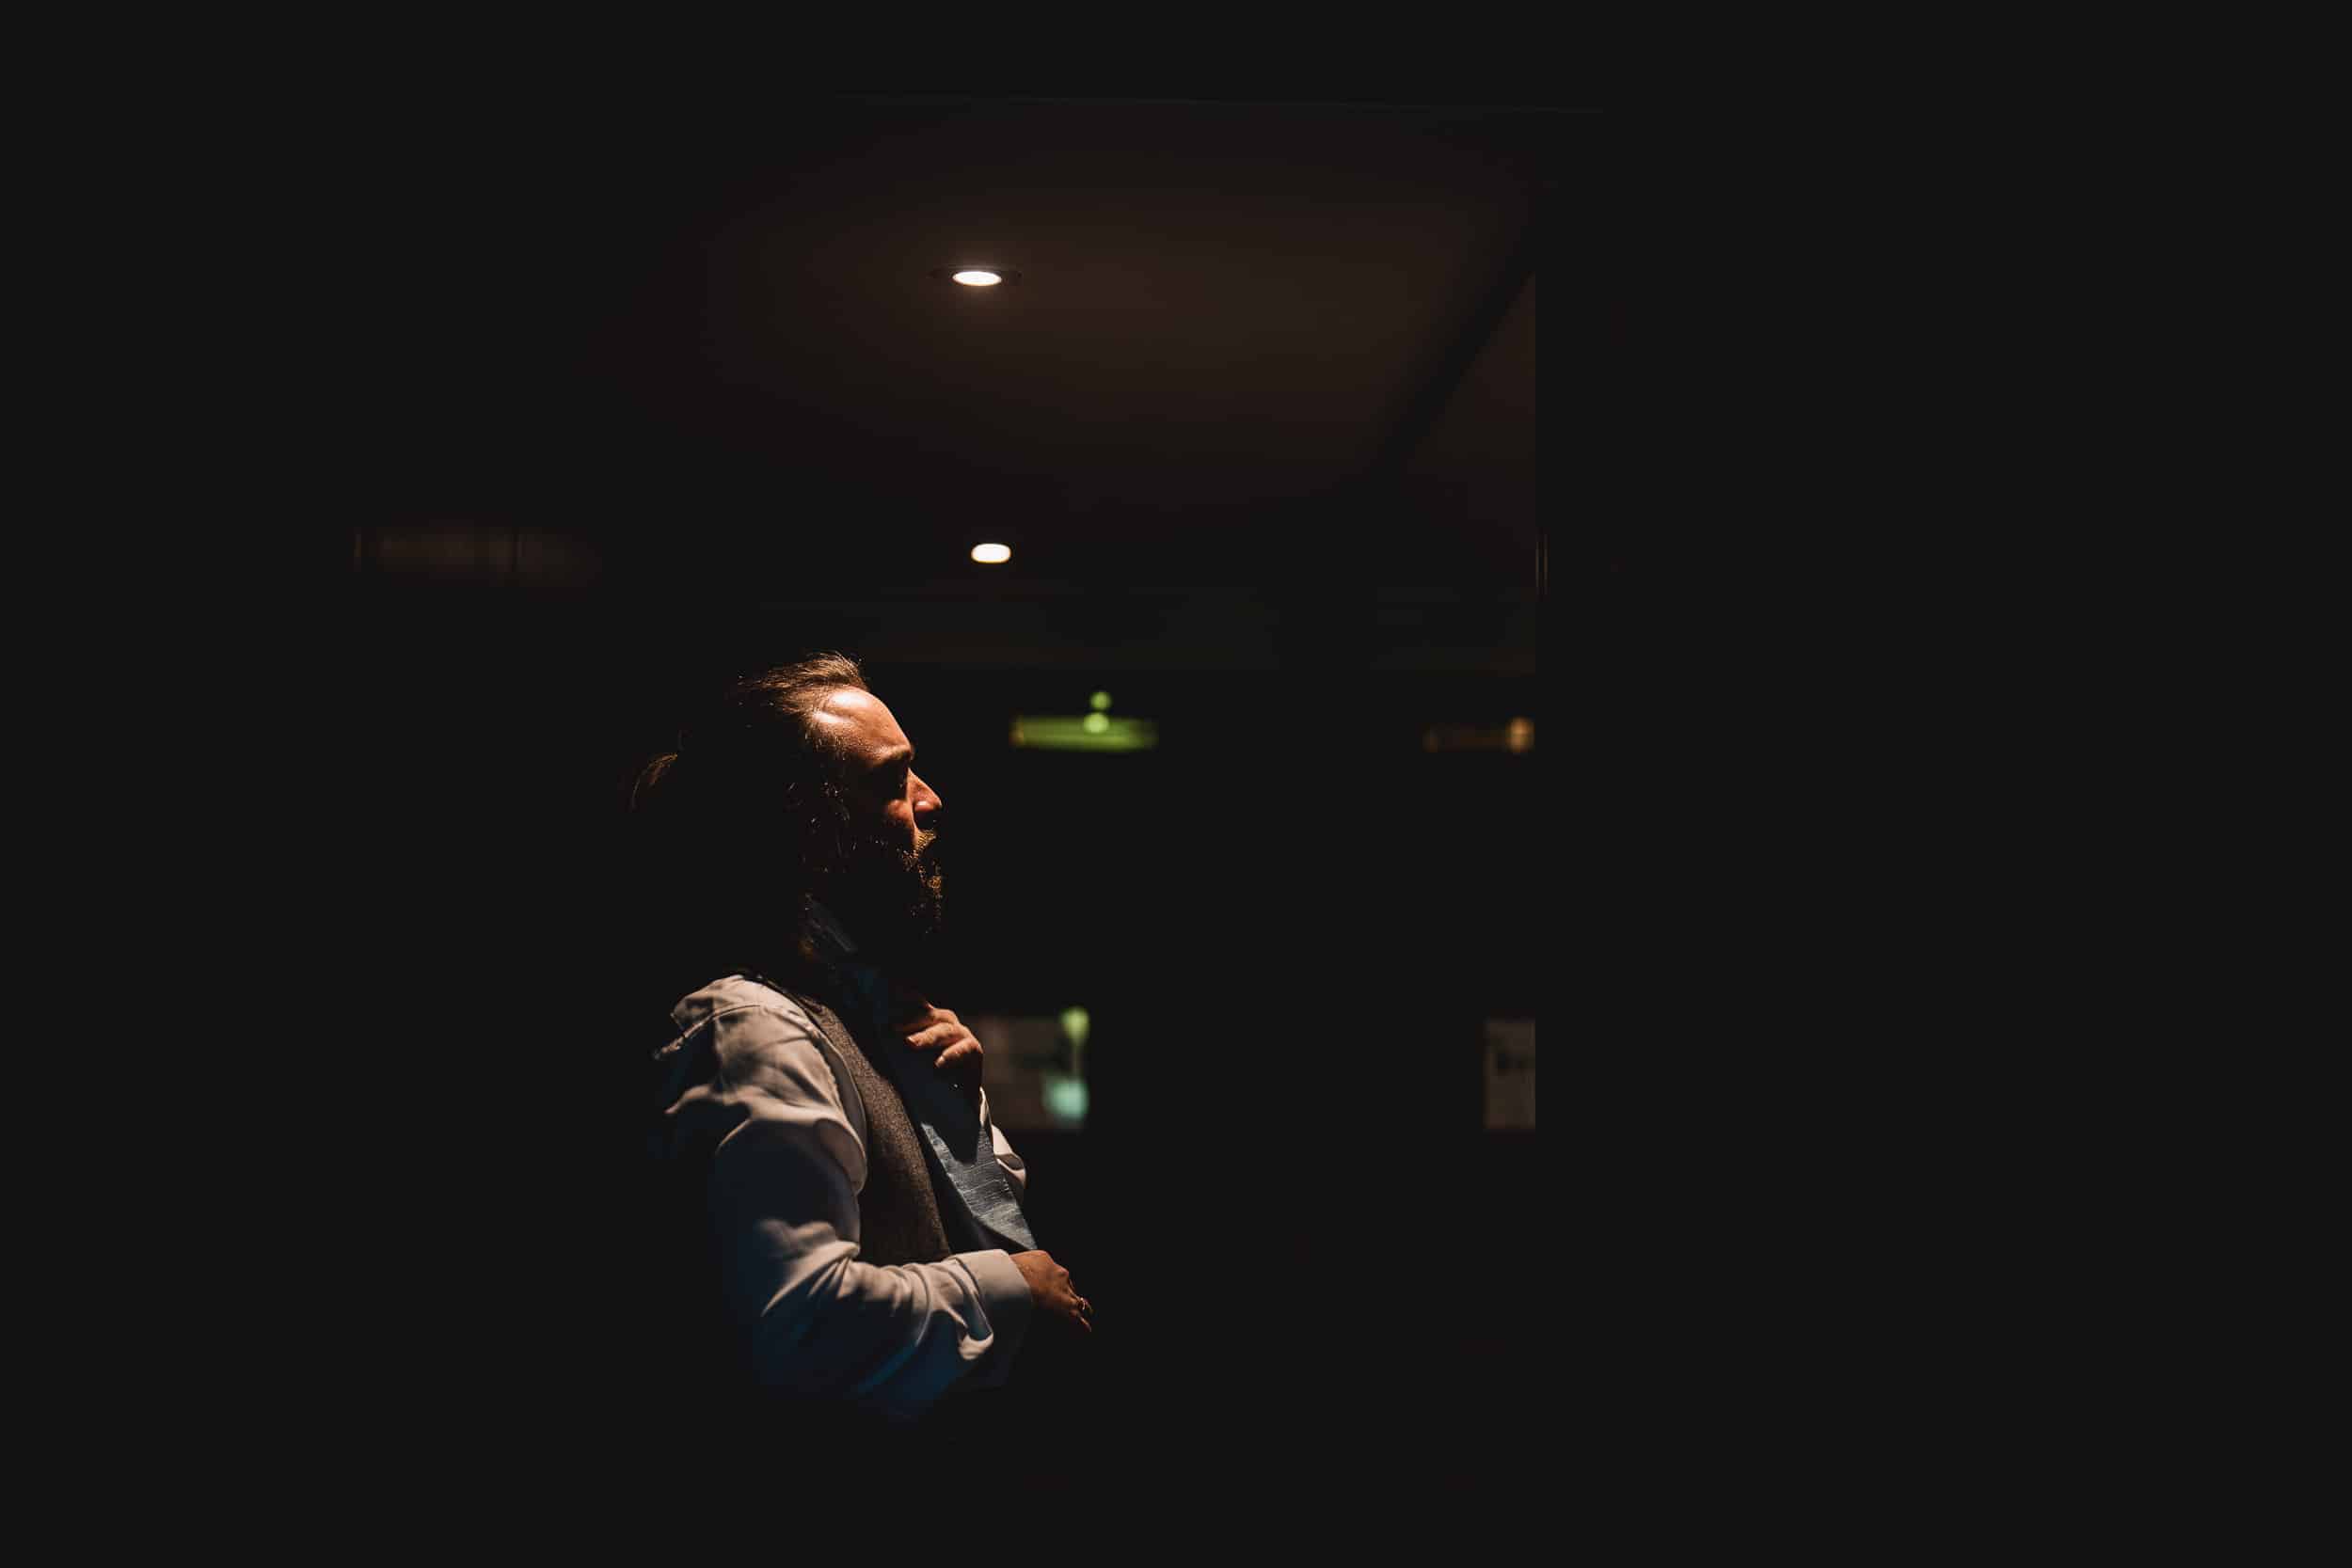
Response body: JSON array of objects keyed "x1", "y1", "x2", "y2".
[{"x1": 836, "y1": 958, "x2": 1038, "y2": 1255}]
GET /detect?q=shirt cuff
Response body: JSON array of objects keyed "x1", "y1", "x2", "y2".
[{"x1": 961, "y1": 1245, "x2": 1033, "y2": 1361}]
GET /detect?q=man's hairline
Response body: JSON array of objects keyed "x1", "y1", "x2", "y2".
[{"x1": 803, "y1": 684, "x2": 900, "y2": 774}]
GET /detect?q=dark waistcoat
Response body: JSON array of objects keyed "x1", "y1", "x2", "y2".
[{"x1": 756, "y1": 974, "x2": 963, "y2": 1267}]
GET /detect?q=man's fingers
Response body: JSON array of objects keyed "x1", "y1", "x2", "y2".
[{"x1": 903, "y1": 1022, "x2": 960, "y2": 1051}]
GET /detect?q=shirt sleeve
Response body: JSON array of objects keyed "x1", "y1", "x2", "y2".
[{"x1": 686, "y1": 1002, "x2": 1034, "y2": 1421}]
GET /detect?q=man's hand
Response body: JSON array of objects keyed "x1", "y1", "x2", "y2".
[
  {"x1": 893, "y1": 992, "x2": 983, "y2": 1101},
  {"x1": 1010, "y1": 1250, "x2": 1093, "y2": 1336}
]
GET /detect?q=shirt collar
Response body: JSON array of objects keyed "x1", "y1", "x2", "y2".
[
  {"x1": 806, "y1": 899, "x2": 865, "y2": 965},
  {"x1": 807, "y1": 900, "x2": 896, "y2": 1036}
]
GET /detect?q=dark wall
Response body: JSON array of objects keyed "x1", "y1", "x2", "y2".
[
  {"x1": 312, "y1": 560, "x2": 1544, "y2": 1479},
  {"x1": 247, "y1": 92, "x2": 1576, "y2": 1499}
]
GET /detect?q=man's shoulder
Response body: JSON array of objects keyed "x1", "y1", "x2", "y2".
[
  {"x1": 661, "y1": 974, "x2": 859, "y2": 1106},
  {"x1": 670, "y1": 973, "x2": 819, "y2": 1039}
]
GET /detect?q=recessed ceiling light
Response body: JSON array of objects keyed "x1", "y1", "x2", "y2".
[
  {"x1": 971, "y1": 543, "x2": 1012, "y2": 564},
  {"x1": 930, "y1": 266, "x2": 1023, "y2": 286}
]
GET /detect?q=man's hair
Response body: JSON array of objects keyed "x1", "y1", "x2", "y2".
[
  {"x1": 627, "y1": 653, "x2": 872, "y2": 990},
  {"x1": 630, "y1": 651, "x2": 869, "y2": 817}
]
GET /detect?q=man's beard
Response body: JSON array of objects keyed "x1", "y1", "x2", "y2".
[{"x1": 819, "y1": 824, "x2": 946, "y2": 966}]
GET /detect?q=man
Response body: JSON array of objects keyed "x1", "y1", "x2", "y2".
[{"x1": 634, "y1": 654, "x2": 1092, "y2": 1437}]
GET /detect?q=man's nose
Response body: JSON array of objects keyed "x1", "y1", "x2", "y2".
[{"x1": 912, "y1": 772, "x2": 944, "y2": 824}]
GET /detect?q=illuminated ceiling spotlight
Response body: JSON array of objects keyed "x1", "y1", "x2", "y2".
[
  {"x1": 970, "y1": 543, "x2": 1012, "y2": 564},
  {"x1": 930, "y1": 266, "x2": 1023, "y2": 287}
]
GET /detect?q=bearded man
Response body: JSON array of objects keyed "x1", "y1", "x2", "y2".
[{"x1": 634, "y1": 654, "x2": 1092, "y2": 1436}]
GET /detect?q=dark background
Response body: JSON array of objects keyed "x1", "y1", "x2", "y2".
[{"x1": 272, "y1": 93, "x2": 1601, "y2": 1496}]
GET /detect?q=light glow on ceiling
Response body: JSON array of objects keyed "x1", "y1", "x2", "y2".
[
  {"x1": 970, "y1": 543, "x2": 1012, "y2": 564},
  {"x1": 1423, "y1": 719, "x2": 1538, "y2": 753},
  {"x1": 951, "y1": 270, "x2": 1003, "y2": 287}
]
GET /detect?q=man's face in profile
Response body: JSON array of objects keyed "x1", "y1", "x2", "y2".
[{"x1": 807, "y1": 688, "x2": 946, "y2": 955}]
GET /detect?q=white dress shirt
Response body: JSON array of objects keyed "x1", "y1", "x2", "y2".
[{"x1": 654, "y1": 971, "x2": 1034, "y2": 1422}]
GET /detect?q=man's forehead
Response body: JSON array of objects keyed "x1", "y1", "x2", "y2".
[{"x1": 809, "y1": 689, "x2": 910, "y2": 756}]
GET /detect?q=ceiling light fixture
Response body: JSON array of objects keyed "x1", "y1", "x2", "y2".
[
  {"x1": 930, "y1": 265, "x2": 1023, "y2": 286},
  {"x1": 971, "y1": 543, "x2": 1012, "y2": 564}
]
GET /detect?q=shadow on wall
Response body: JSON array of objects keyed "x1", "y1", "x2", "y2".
[{"x1": 354, "y1": 521, "x2": 603, "y2": 590}]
